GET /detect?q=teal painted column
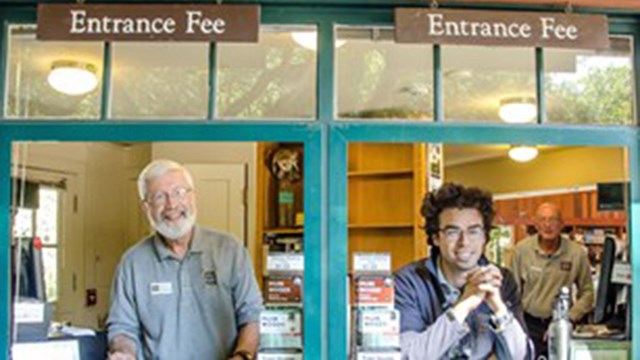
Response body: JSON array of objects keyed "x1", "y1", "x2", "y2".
[
  {"x1": 631, "y1": 137, "x2": 640, "y2": 360},
  {"x1": 0, "y1": 137, "x2": 10, "y2": 359},
  {"x1": 303, "y1": 125, "x2": 325, "y2": 360},
  {"x1": 328, "y1": 128, "x2": 348, "y2": 360}
]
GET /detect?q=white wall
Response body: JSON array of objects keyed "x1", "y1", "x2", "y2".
[
  {"x1": 13, "y1": 142, "x2": 131, "y2": 328},
  {"x1": 12, "y1": 141, "x2": 256, "y2": 329}
]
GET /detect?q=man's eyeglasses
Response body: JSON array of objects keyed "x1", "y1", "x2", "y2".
[
  {"x1": 439, "y1": 225, "x2": 485, "y2": 242},
  {"x1": 146, "y1": 187, "x2": 192, "y2": 206},
  {"x1": 536, "y1": 217, "x2": 561, "y2": 225}
]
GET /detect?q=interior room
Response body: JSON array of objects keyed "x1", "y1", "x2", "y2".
[
  {"x1": 4, "y1": 2, "x2": 638, "y2": 359},
  {"x1": 346, "y1": 142, "x2": 630, "y2": 353},
  {"x1": 11, "y1": 141, "x2": 306, "y2": 344},
  {"x1": 12, "y1": 140, "x2": 629, "y2": 343}
]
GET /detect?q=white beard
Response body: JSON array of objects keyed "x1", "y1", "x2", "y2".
[{"x1": 149, "y1": 211, "x2": 196, "y2": 241}]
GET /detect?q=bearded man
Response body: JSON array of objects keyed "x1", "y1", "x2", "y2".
[{"x1": 107, "y1": 159, "x2": 263, "y2": 360}]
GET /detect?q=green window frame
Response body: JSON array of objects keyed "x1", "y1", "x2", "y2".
[{"x1": 0, "y1": 3, "x2": 638, "y2": 360}]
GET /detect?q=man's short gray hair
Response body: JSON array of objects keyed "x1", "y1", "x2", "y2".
[{"x1": 137, "y1": 159, "x2": 195, "y2": 201}]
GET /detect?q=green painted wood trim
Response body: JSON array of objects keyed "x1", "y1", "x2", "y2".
[
  {"x1": 333, "y1": 122, "x2": 637, "y2": 146},
  {"x1": 208, "y1": 42, "x2": 217, "y2": 121},
  {"x1": 630, "y1": 136, "x2": 640, "y2": 360},
  {"x1": 434, "y1": 45, "x2": 443, "y2": 122},
  {"x1": 327, "y1": 128, "x2": 348, "y2": 360},
  {"x1": 0, "y1": 138, "x2": 10, "y2": 360},
  {"x1": 318, "y1": 21, "x2": 333, "y2": 123},
  {"x1": 303, "y1": 126, "x2": 326, "y2": 360},
  {"x1": 99, "y1": 42, "x2": 112, "y2": 121},
  {"x1": 536, "y1": 47, "x2": 545, "y2": 124}
]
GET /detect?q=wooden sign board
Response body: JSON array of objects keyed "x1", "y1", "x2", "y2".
[
  {"x1": 395, "y1": 8, "x2": 609, "y2": 49},
  {"x1": 37, "y1": 4, "x2": 259, "y2": 42}
]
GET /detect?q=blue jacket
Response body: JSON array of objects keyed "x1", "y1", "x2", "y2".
[{"x1": 394, "y1": 253, "x2": 532, "y2": 360}]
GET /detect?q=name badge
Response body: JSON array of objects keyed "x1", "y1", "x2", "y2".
[
  {"x1": 560, "y1": 261, "x2": 572, "y2": 271},
  {"x1": 150, "y1": 282, "x2": 173, "y2": 295},
  {"x1": 202, "y1": 269, "x2": 218, "y2": 286}
]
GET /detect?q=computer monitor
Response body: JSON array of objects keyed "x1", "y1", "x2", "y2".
[
  {"x1": 14, "y1": 237, "x2": 46, "y2": 301},
  {"x1": 593, "y1": 236, "x2": 627, "y2": 332},
  {"x1": 596, "y1": 182, "x2": 629, "y2": 211}
]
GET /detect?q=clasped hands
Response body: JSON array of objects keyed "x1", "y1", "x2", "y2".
[{"x1": 450, "y1": 265, "x2": 508, "y2": 323}]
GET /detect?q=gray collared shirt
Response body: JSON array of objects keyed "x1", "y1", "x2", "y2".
[{"x1": 107, "y1": 226, "x2": 264, "y2": 360}]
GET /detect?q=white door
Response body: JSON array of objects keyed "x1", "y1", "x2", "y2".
[
  {"x1": 11, "y1": 169, "x2": 83, "y2": 323},
  {"x1": 184, "y1": 164, "x2": 247, "y2": 244}
]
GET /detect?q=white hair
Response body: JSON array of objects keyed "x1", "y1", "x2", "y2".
[{"x1": 137, "y1": 159, "x2": 194, "y2": 201}]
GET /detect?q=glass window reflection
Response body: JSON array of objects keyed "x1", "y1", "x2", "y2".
[
  {"x1": 5, "y1": 25, "x2": 102, "y2": 119},
  {"x1": 336, "y1": 27, "x2": 433, "y2": 121},
  {"x1": 545, "y1": 36, "x2": 634, "y2": 125},
  {"x1": 110, "y1": 42, "x2": 208, "y2": 120},
  {"x1": 442, "y1": 46, "x2": 536, "y2": 123},
  {"x1": 217, "y1": 26, "x2": 317, "y2": 120}
]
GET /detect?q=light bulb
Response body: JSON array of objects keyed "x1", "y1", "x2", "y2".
[
  {"x1": 48, "y1": 60, "x2": 98, "y2": 96},
  {"x1": 499, "y1": 97, "x2": 537, "y2": 123},
  {"x1": 508, "y1": 145, "x2": 539, "y2": 162}
]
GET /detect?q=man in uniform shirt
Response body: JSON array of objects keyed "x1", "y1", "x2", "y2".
[
  {"x1": 107, "y1": 159, "x2": 263, "y2": 360},
  {"x1": 394, "y1": 183, "x2": 531, "y2": 360},
  {"x1": 509, "y1": 202, "x2": 594, "y2": 358}
]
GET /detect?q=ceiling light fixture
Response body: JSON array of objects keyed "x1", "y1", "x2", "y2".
[
  {"x1": 48, "y1": 60, "x2": 98, "y2": 96},
  {"x1": 508, "y1": 145, "x2": 539, "y2": 163},
  {"x1": 498, "y1": 97, "x2": 537, "y2": 123},
  {"x1": 291, "y1": 31, "x2": 346, "y2": 51}
]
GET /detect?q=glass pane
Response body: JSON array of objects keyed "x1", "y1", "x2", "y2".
[
  {"x1": 5, "y1": 25, "x2": 103, "y2": 119},
  {"x1": 337, "y1": 27, "x2": 433, "y2": 121},
  {"x1": 545, "y1": 36, "x2": 635, "y2": 125},
  {"x1": 36, "y1": 187, "x2": 59, "y2": 245},
  {"x1": 443, "y1": 46, "x2": 536, "y2": 123},
  {"x1": 217, "y1": 26, "x2": 317, "y2": 120},
  {"x1": 42, "y1": 247, "x2": 58, "y2": 302},
  {"x1": 111, "y1": 42, "x2": 208, "y2": 120},
  {"x1": 13, "y1": 208, "x2": 34, "y2": 238}
]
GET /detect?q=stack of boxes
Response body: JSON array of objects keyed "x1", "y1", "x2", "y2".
[
  {"x1": 351, "y1": 253, "x2": 401, "y2": 360},
  {"x1": 258, "y1": 252, "x2": 304, "y2": 360}
]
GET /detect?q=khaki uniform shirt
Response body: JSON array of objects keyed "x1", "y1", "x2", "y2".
[{"x1": 509, "y1": 234, "x2": 594, "y2": 321}]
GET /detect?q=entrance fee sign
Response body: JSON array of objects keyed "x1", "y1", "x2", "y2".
[
  {"x1": 396, "y1": 8, "x2": 609, "y2": 49},
  {"x1": 37, "y1": 4, "x2": 259, "y2": 42}
]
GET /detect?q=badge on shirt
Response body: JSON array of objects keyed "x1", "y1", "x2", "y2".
[
  {"x1": 202, "y1": 269, "x2": 217, "y2": 286},
  {"x1": 560, "y1": 261, "x2": 572, "y2": 271},
  {"x1": 150, "y1": 282, "x2": 173, "y2": 295}
]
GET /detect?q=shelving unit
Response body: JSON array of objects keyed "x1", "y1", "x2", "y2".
[
  {"x1": 494, "y1": 189, "x2": 628, "y2": 265},
  {"x1": 494, "y1": 190, "x2": 627, "y2": 242},
  {"x1": 256, "y1": 142, "x2": 305, "y2": 285},
  {"x1": 348, "y1": 143, "x2": 427, "y2": 271}
]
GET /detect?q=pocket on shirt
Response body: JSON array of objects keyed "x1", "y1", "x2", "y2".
[{"x1": 142, "y1": 291, "x2": 175, "y2": 340}]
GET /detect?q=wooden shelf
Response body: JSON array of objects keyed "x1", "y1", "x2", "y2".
[
  {"x1": 347, "y1": 143, "x2": 428, "y2": 270},
  {"x1": 264, "y1": 228, "x2": 304, "y2": 235},
  {"x1": 349, "y1": 222, "x2": 414, "y2": 229},
  {"x1": 348, "y1": 169, "x2": 413, "y2": 178},
  {"x1": 495, "y1": 218, "x2": 627, "y2": 227}
]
